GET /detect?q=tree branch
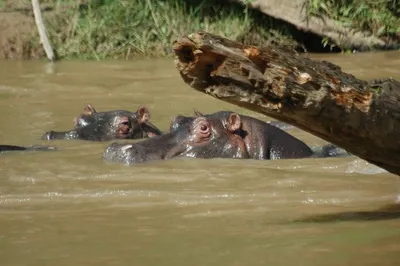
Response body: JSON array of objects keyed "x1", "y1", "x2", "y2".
[{"x1": 173, "y1": 31, "x2": 400, "y2": 175}]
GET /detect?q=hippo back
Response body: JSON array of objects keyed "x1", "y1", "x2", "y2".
[{"x1": 238, "y1": 115, "x2": 313, "y2": 159}]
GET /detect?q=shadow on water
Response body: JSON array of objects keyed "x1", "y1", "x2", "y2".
[{"x1": 294, "y1": 203, "x2": 400, "y2": 223}]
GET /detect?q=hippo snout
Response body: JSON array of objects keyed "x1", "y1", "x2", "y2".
[
  {"x1": 103, "y1": 142, "x2": 124, "y2": 158},
  {"x1": 103, "y1": 141, "x2": 166, "y2": 165},
  {"x1": 103, "y1": 142, "x2": 136, "y2": 164},
  {"x1": 41, "y1": 131, "x2": 55, "y2": 140}
]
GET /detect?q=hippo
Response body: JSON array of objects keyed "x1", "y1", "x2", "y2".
[
  {"x1": 103, "y1": 111, "x2": 317, "y2": 165},
  {"x1": 170, "y1": 110, "x2": 349, "y2": 158},
  {"x1": 42, "y1": 104, "x2": 162, "y2": 141},
  {"x1": 0, "y1": 145, "x2": 56, "y2": 153}
]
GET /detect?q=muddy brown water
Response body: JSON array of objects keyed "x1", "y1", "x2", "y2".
[{"x1": 1, "y1": 51, "x2": 400, "y2": 266}]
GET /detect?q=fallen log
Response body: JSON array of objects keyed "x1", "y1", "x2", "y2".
[
  {"x1": 172, "y1": 31, "x2": 400, "y2": 175},
  {"x1": 230, "y1": 0, "x2": 392, "y2": 51}
]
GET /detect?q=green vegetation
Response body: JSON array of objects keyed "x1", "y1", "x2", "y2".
[
  {"x1": 307, "y1": 0, "x2": 400, "y2": 43},
  {"x1": 1, "y1": 0, "x2": 398, "y2": 60},
  {"x1": 41, "y1": 0, "x2": 296, "y2": 60}
]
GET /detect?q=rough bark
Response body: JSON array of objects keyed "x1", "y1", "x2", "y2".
[
  {"x1": 172, "y1": 31, "x2": 400, "y2": 176},
  {"x1": 231, "y1": 0, "x2": 393, "y2": 51}
]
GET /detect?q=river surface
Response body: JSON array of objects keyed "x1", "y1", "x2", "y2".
[{"x1": 1, "y1": 51, "x2": 400, "y2": 266}]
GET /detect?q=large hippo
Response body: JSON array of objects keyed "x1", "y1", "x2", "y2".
[
  {"x1": 103, "y1": 111, "x2": 319, "y2": 165},
  {"x1": 42, "y1": 104, "x2": 162, "y2": 141},
  {"x1": 0, "y1": 145, "x2": 56, "y2": 153},
  {"x1": 170, "y1": 110, "x2": 349, "y2": 158}
]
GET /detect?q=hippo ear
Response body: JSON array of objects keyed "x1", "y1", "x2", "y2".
[
  {"x1": 136, "y1": 106, "x2": 150, "y2": 123},
  {"x1": 193, "y1": 109, "x2": 204, "y2": 117},
  {"x1": 83, "y1": 104, "x2": 96, "y2": 115},
  {"x1": 227, "y1": 113, "x2": 242, "y2": 132}
]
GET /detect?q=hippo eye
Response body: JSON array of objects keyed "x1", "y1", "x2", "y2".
[
  {"x1": 197, "y1": 122, "x2": 210, "y2": 137},
  {"x1": 193, "y1": 119, "x2": 211, "y2": 141}
]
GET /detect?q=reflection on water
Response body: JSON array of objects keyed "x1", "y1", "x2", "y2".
[{"x1": 1, "y1": 51, "x2": 400, "y2": 266}]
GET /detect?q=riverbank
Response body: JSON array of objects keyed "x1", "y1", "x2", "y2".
[{"x1": 0, "y1": 0, "x2": 399, "y2": 60}]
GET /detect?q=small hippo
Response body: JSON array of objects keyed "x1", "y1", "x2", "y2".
[
  {"x1": 42, "y1": 104, "x2": 162, "y2": 141},
  {"x1": 103, "y1": 111, "x2": 314, "y2": 165},
  {"x1": 0, "y1": 145, "x2": 56, "y2": 153}
]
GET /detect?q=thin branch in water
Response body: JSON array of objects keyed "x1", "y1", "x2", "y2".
[{"x1": 31, "y1": 0, "x2": 56, "y2": 61}]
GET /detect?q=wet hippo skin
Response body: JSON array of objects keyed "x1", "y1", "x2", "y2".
[
  {"x1": 42, "y1": 104, "x2": 162, "y2": 141},
  {"x1": 103, "y1": 111, "x2": 314, "y2": 165}
]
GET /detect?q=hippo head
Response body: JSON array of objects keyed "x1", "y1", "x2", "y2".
[
  {"x1": 73, "y1": 104, "x2": 160, "y2": 139},
  {"x1": 42, "y1": 104, "x2": 162, "y2": 141},
  {"x1": 103, "y1": 112, "x2": 249, "y2": 164}
]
